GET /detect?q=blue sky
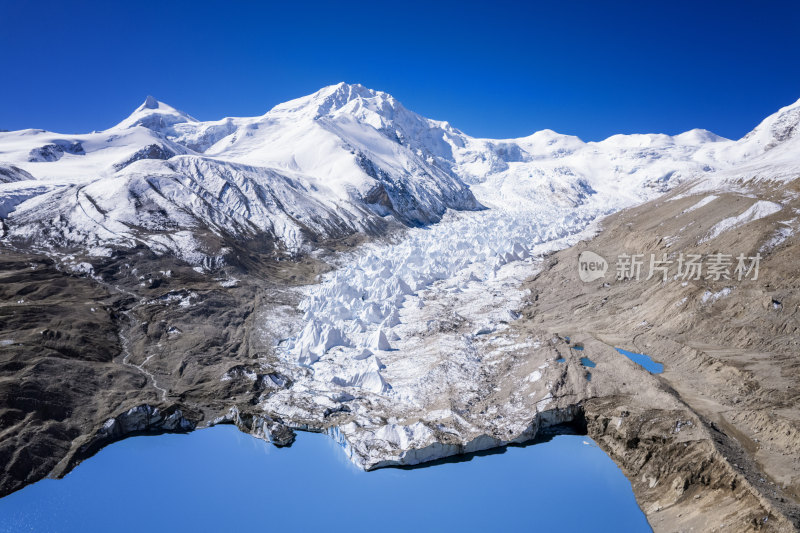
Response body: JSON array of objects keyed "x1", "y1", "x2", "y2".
[{"x1": 1, "y1": 0, "x2": 799, "y2": 140}]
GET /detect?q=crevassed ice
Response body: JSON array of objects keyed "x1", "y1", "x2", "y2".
[{"x1": 277, "y1": 202, "x2": 601, "y2": 395}]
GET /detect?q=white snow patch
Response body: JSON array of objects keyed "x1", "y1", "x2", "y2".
[
  {"x1": 702, "y1": 201, "x2": 782, "y2": 243},
  {"x1": 701, "y1": 287, "x2": 732, "y2": 304},
  {"x1": 682, "y1": 195, "x2": 718, "y2": 214}
]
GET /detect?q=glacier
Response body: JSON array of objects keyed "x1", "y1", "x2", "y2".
[{"x1": 2, "y1": 82, "x2": 799, "y2": 470}]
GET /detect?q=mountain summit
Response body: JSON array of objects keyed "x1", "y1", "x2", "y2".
[
  {"x1": 0, "y1": 84, "x2": 797, "y2": 265},
  {"x1": 270, "y1": 82, "x2": 394, "y2": 117},
  {"x1": 113, "y1": 96, "x2": 198, "y2": 132},
  {"x1": 143, "y1": 94, "x2": 160, "y2": 109}
]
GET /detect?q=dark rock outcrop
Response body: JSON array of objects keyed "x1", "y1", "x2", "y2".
[
  {"x1": 113, "y1": 144, "x2": 175, "y2": 171},
  {"x1": 27, "y1": 141, "x2": 84, "y2": 162}
]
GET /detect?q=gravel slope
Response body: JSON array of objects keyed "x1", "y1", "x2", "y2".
[{"x1": 520, "y1": 175, "x2": 800, "y2": 531}]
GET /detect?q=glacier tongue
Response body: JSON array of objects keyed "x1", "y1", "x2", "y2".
[
  {"x1": 276, "y1": 199, "x2": 602, "y2": 382},
  {"x1": 262, "y1": 172, "x2": 652, "y2": 468}
]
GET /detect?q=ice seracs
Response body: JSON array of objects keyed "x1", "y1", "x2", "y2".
[
  {"x1": 2, "y1": 83, "x2": 799, "y2": 473},
  {"x1": 295, "y1": 320, "x2": 351, "y2": 366},
  {"x1": 367, "y1": 328, "x2": 392, "y2": 351}
]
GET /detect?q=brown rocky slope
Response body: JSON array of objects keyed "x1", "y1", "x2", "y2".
[{"x1": 520, "y1": 176, "x2": 800, "y2": 531}]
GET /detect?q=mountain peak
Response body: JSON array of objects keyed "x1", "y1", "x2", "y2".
[
  {"x1": 143, "y1": 95, "x2": 159, "y2": 110},
  {"x1": 674, "y1": 128, "x2": 727, "y2": 144},
  {"x1": 113, "y1": 97, "x2": 197, "y2": 131},
  {"x1": 269, "y1": 82, "x2": 396, "y2": 118},
  {"x1": 321, "y1": 81, "x2": 378, "y2": 100},
  {"x1": 133, "y1": 95, "x2": 180, "y2": 114},
  {"x1": 735, "y1": 96, "x2": 800, "y2": 155}
]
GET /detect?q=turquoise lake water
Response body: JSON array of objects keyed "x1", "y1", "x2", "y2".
[
  {"x1": 616, "y1": 348, "x2": 664, "y2": 374},
  {"x1": 0, "y1": 425, "x2": 651, "y2": 532}
]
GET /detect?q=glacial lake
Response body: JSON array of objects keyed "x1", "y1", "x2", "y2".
[
  {"x1": 616, "y1": 348, "x2": 664, "y2": 374},
  {"x1": 0, "y1": 425, "x2": 651, "y2": 532}
]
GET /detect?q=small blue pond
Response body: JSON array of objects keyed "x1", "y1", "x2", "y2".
[
  {"x1": 0, "y1": 425, "x2": 651, "y2": 533},
  {"x1": 616, "y1": 348, "x2": 664, "y2": 374}
]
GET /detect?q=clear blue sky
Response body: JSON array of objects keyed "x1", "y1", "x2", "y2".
[{"x1": 1, "y1": 0, "x2": 799, "y2": 141}]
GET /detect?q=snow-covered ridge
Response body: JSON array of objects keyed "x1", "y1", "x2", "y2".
[
  {"x1": 0, "y1": 83, "x2": 798, "y2": 264},
  {"x1": 0, "y1": 83, "x2": 487, "y2": 260}
]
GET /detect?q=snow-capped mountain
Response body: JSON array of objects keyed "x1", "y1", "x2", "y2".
[
  {"x1": 0, "y1": 83, "x2": 797, "y2": 266},
  {"x1": 3, "y1": 83, "x2": 800, "y2": 519},
  {"x1": 0, "y1": 84, "x2": 485, "y2": 262}
]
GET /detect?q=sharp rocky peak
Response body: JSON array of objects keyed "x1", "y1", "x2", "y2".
[{"x1": 142, "y1": 95, "x2": 160, "y2": 110}]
